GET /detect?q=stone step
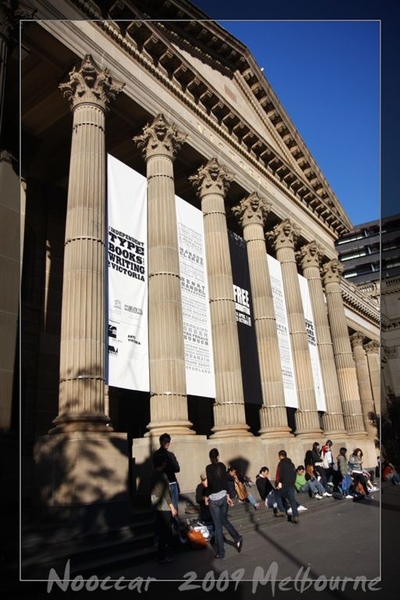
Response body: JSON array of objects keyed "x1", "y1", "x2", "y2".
[{"x1": 20, "y1": 488, "x2": 357, "y2": 579}]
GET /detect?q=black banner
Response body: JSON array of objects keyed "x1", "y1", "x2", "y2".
[{"x1": 228, "y1": 230, "x2": 262, "y2": 405}]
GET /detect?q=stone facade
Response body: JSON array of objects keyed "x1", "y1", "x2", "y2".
[{"x1": 2, "y1": 1, "x2": 382, "y2": 513}]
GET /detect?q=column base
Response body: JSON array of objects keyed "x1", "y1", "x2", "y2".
[
  {"x1": 210, "y1": 424, "x2": 252, "y2": 439},
  {"x1": 347, "y1": 431, "x2": 369, "y2": 439},
  {"x1": 320, "y1": 430, "x2": 350, "y2": 439},
  {"x1": 294, "y1": 428, "x2": 324, "y2": 438},
  {"x1": 259, "y1": 426, "x2": 293, "y2": 439},
  {"x1": 49, "y1": 413, "x2": 113, "y2": 433},
  {"x1": 144, "y1": 420, "x2": 196, "y2": 438},
  {"x1": 33, "y1": 432, "x2": 131, "y2": 532}
]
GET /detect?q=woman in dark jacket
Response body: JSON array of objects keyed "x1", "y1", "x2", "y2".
[{"x1": 204, "y1": 448, "x2": 243, "y2": 559}]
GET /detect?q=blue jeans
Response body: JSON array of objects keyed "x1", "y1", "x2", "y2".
[
  {"x1": 341, "y1": 474, "x2": 352, "y2": 494},
  {"x1": 279, "y1": 487, "x2": 298, "y2": 518},
  {"x1": 209, "y1": 497, "x2": 241, "y2": 558},
  {"x1": 169, "y1": 482, "x2": 179, "y2": 510},
  {"x1": 299, "y1": 480, "x2": 325, "y2": 496}
]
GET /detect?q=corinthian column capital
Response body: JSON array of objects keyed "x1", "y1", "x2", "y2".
[
  {"x1": 267, "y1": 218, "x2": 300, "y2": 251},
  {"x1": 133, "y1": 113, "x2": 187, "y2": 160},
  {"x1": 59, "y1": 54, "x2": 124, "y2": 111},
  {"x1": 189, "y1": 157, "x2": 233, "y2": 198},
  {"x1": 321, "y1": 259, "x2": 343, "y2": 284},
  {"x1": 0, "y1": 1, "x2": 36, "y2": 43},
  {"x1": 365, "y1": 340, "x2": 380, "y2": 354},
  {"x1": 350, "y1": 331, "x2": 365, "y2": 348},
  {"x1": 232, "y1": 191, "x2": 271, "y2": 228},
  {"x1": 297, "y1": 240, "x2": 323, "y2": 270}
]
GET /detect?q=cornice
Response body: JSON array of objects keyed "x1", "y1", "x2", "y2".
[
  {"x1": 340, "y1": 277, "x2": 380, "y2": 327},
  {"x1": 44, "y1": 0, "x2": 351, "y2": 239},
  {"x1": 381, "y1": 276, "x2": 400, "y2": 294}
]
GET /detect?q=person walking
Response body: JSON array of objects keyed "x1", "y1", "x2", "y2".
[
  {"x1": 204, "y1": 448, "x2": 243, "y2": 559},
  {"x1": 195, "y1": 473, "x2": 214, "y2": 539},
  {"x1": 154, "y1": 433, "x2": 181, "y2": 512},
  {"x1": 275, "y1": 450, "x2": 300, "y2": 523},
  {"x1": 150, "y1": 453, "x2": 178, "y2": 564}
]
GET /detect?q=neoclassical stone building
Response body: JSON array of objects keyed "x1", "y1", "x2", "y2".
[{"x1": 1, "y1": 0, "x2": 380, "y2": 514}]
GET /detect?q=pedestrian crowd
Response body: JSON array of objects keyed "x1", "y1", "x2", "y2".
[{"x1": 149, "y1": 434, "x2": 380, "y2": 563}]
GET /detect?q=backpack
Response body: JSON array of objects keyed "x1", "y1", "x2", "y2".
[
  {"x1": 352, "y1": 491, "x2": 365, "y2": 502},
  {"x1": 332, "y1": 490, "x2": 345, "y2": 500},
  {"x1": 186, "y1": 528, "x2": 208, "y2": 549}
]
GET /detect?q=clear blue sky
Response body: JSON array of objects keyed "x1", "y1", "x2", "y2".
[{"x1": 217, "y1": 20, "x2": 380, "y2": 227}]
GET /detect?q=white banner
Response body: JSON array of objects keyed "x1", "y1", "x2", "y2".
[
  {"x1": 298, "y1": 275, "x2": 327, "y2": 412},
  {"x1": 176, "y1": 196, "x2": 215, "y2": 398},
  {"x1": 267, "y1": 254, "x2": 298, "y2": 408},
  {"x1": 107, "y1": 154, "x2": 149, "y2": 391},
  {"x1": 107, "y1": 155, "x2": 215, "y2": 397}
]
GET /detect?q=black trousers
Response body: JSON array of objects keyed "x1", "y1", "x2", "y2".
[{"x1": 154, "y1": 510, "x2": 173, "y2": 560}]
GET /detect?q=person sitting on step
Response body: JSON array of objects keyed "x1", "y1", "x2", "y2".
[{"x1": 295, "y1": 465, "x2": 332, "y2": 499}]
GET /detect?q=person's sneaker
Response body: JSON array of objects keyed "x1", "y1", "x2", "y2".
[
  {"x1": 293, "y1": 517, "x2": 299, "y2": 524},
  {"x1": 273, "y1": 502, "x2": 278, "y2": 508},
  {"x1": 236, "y1": 537, "x2": 243, "y2": 553},
  {"x1": 214, "y1": 554, "x2": 225, "y2": 560},
  {"x1": 287, "y1": 508, "x2": 292, "y2": 515},
  {"x1": 298, "y1": 505, "x2": 308, "y2": 512},
  {"x1": 314, "y1": 493, "x2": 323, "y2": 500},
  {"x1": 274, "y1": 511, "x2": 286, "y2": 518},
  {"x1": 323, "y1": 492, "x2": 332, "y2": 497},
  {"x1": 370, "y1": 486, "x2": 379, "y2": 492},
  {"x1": 365, "y1": 495, "x2": 373, "y2": 500},
  {"x1": 345, "y1": 494, "x2": 354, "y2": 499},
  {"x1": 157, "y1": 557, "x2": 174, "y2": 564}
]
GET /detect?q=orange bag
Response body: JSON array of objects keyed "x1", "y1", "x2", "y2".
[{"x1": 186, "y1": 529, "x2": 208, "y2": 549}]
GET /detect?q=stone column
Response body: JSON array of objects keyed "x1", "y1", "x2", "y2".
[
  {"x1": 134, "y1": 114, "x2": 194, "y2": 437},
  {"x1": 52, "y1": 55, "x2": 124, "y2": 432},
  {"x1": 298, "y1": 241, "x2": 347, "y2": 437},
  {"x1": 0, "y1": 2, "x2": 34, "y2": 434},
  {"x1": 190, "y1": 158, "x2": 251, "y2": 438},
  {"x1": 267, "y1": 220, "x2": 321, "y2": 436},
  {"x1": 322, "y1": 260, "x2": 366, "y2": 437},
  {"x1": 350, "y1": 332, "x2": 377, "y2": 439},
  {"x1": 232, "y1": 192, "x2": 291, "y2": 437},
  {"x1": 364, "y1": 340, "x2": 380, "y2": 417}
]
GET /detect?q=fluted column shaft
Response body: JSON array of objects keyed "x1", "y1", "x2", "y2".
[
  {"x1": 233, "y1": 193, "x2": 291, "y2": 437},
  {"x1": 322, "y1": 260, "x2": 366, "y2": 437},
  {"x1": 267, "y1": 220, "x2": 321, "y2": 436},
  {"x1": 365, "y1": 340, "x2": 380, "y2": 417},
  {"x1": 52, "y1": 55, "x2": 124, "y2": 432},
  {"x1": 190, "y1": 159, "x2": 251, "y2": 438},
  {"x1": 350, "y1": 332, "x2": 377, "y2": 439},
  {"x1": 298, "y1": 242, "x2": 347, "y2": 437},
  {"x1": 134, "y1": 115, "x2": 194, "y2": 436}
]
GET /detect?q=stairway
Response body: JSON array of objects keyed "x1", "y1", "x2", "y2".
[{"x1": 19, "y1": 489, "x2": 335, "y2": 580}]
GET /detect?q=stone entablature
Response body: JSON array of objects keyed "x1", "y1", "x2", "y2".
[
  {"x1": 341, "y1": 278, "x2": 380, "y2": 327},
  {"x1": 56, "y1": 0, "x2": 351, "y2": 239}
]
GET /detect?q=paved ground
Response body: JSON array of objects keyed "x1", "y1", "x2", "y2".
[
  {"x1": 5, "y1": 483, "x2": 400, "y2": 600},
  {"x1": 101, "y1": 484, "x2": 400, "y2": 600},
  {"x1": 107, "y1": 492, "x2": 381, "y2": 583}
]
